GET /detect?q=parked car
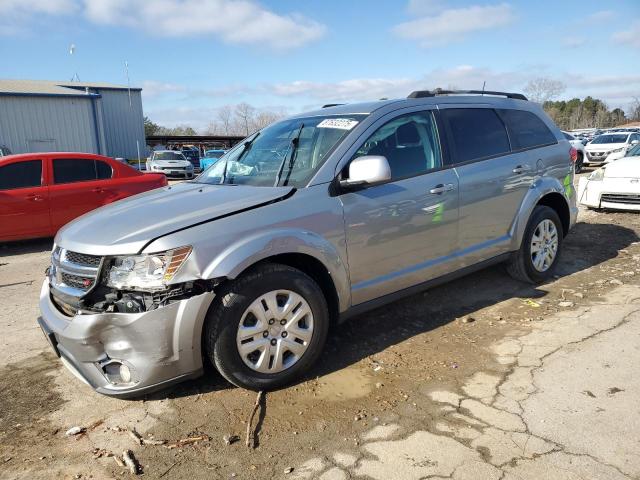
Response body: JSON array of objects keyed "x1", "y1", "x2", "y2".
[
  {"x1": 584, "y1": 132, "x2": 640, "y2": 165},
  {"x1": 38, "y1": 90, "x2": 577, "y2": 397},
  {"x1": 0, "y1": 145, "x2": 12, "y2": 157},
  {"x1": 0, "y1": 152, "x2": 167, "y2": 242},
  {"x1": 200, "y1": 149, "x2": 226, "y2": 170},
  {"x1": 562, "y1": 131, "x2": 586, "y2": 172},
  {"x1": 146, "y1": 150, "x2": 194, "y2": 178},
  {"x1": 181, "y1": 147, "x2": 201, "y2": 172},
  {"x1": 577, "y1": 143, "x2": 640, "y2": 210}
]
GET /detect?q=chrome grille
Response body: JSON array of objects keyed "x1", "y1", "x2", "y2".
[
  {"x1": 49, "y1": 247, "x2": 103, "y2": 298},
  {"x1": 601, "y1": 193, "x2": 640, "y2": 205},
  {"x1": 64, "y1": 251, "x2": 101, "y2": 267}
]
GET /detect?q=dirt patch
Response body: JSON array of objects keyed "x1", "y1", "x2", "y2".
[{"x1": 0, "y1": 352, "x2": 64, "y2": 438}]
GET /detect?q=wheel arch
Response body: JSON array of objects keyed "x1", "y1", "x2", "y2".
[{"x1": 511, "y1": 178, "x2": 572, "y2": 250}]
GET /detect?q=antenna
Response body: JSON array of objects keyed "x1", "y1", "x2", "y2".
[
  {"x1": 69, "y1": 43, "x2": 80, "y2": 82},
  {"x1": 482, "y1": 81, "x2": 486, "y2": 95}
]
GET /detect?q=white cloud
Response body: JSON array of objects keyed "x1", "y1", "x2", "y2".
[
  {"x1": 562, "y1": 36, "x2": 586, "y2": 48},
  {"x1": 0, "y1": 0, "x2": 325, "y2": 49},
  {"x1": 82, "y1": 0, "x2": 326, "y2": 50},
  {"x1": 584, "y1": 10, "x2": 615, "y2": 23},
  {"x1": 612, "y1": 20, "x2": 640, "y2": 49},
  {"x1": 0, "y1": 0, "x2": 75, "y2": 34},
  {"x1": 406, "y1": 0, "x2": 447, "y2": 15},
  {"x1": 393, "y1": 3, "x2": 515, "y2": 47},
  {"x1": 141, "y1": 81, "x2": 187, "y2": 99}
]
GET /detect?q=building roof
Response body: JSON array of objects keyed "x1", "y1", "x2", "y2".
[{"x1": 0, "y1": 79, "x2": 141, "y2": 97}]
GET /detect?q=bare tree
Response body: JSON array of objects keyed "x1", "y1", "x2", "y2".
[
  {"x1": 629, "y1": 97, "x2": 640, "y2": 122},
  {"x1": 235, "y1": 103, "x2": 257, "y2": 136},
  {"x1": 217, "y1": 105, "x2": 233, "y2": 135},
  {"x1": 524, "y1": 77, "x2": 566, "y2": 104}
]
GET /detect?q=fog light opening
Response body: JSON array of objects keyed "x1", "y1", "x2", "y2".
[{"x1": 102, "y1": 361, "x2": 135, "y2": 385}]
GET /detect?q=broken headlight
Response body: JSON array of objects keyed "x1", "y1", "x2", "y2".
[{"x1": 106, "y1": 246, "x2": 192, "y2": 291}]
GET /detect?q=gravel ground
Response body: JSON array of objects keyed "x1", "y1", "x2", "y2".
[{"x1": 1, "y1": 173, "x2": 639, "y2": 479}]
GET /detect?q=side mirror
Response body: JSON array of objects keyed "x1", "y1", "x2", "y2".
[
  {"x1": 339, "y1": 155, "x2": 392, "y2": 191},
  {"x1": 631, "y1": 140, "x2": 639, "y2": 146}
]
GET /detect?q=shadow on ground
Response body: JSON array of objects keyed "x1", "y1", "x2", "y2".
[{"x1": 161, "y1": 221, "x2": 638, "y2": 397}]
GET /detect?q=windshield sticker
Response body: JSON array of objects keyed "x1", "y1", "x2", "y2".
[{"x1": 317, "y1": 118, "x2": 359, "y2": 130}]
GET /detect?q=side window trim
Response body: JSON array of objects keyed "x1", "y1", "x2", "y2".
[{"x1": 336, "y1": 108, "x2": 450, "y2": 188}]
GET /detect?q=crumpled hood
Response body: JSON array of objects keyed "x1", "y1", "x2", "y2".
[
  {"x1": 56, "y1": 183, "x2": 294, "y2": 255},
  {"x1": 604, "y1": 157, "x2": 640, "y2": 178}
]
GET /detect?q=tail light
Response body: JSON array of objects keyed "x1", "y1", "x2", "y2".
[{"x1": 569, "y1": 147, "x2": 577, "y2": 163}]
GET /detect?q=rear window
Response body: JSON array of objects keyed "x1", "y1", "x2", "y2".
[
  {"x1": 440, "y1": 108, "x2": 510, "y2": 164},
  {"x1": 499, "y1": 109, "x2": 557, "y2": 150},
  {"x1": 53, "y1": 158, "x2": 112, "y2": 184},
  {"x1": 0, "y1": 160, "x2": 42, "y2": 190}
]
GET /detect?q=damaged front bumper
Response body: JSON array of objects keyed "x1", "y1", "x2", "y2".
[{"x1": 37, "y1": 280, "x2": 215, "y2": 398}]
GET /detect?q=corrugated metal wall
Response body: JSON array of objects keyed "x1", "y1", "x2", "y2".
[
  {"x1": 0, "y1": 95, "x2": 99, "y2": 154},
  {"x1": 96, "y1": 89, "x2": 145, "y2": 159}
]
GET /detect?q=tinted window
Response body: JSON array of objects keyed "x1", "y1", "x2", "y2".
[
  {"x1": 154, "y1": 151, "x2": 186, "y2": 160},
  {"x1": 0, "y1": 160, "x2": 42, "y2": 190},
  {"x1": 440, "y1": 109, "x2": 510, "y2": 164},
  {"x1": 96, "y1": 160, "x2": 113, "y2": 179},
  {"x1": 353, "y1": 111, "x2": 442, "y2": 180},
  {"x1": 499, "y1": 109, "x2": 557, "y2": 150},
  {"x1": 53, "y1": 158, "x2": 97, "y2": 184}
]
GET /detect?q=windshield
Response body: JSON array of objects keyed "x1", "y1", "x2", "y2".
[
  {"x1": 627, "y1": 144, "x2": 640, "y2": 157},
  {"x1": 154, "y1": 151, "x2": 186, "y2": 160},
  {"x1": 205, "y1": 151, "x2": 225, "y2": 158},
  {"x1": 195, "y1": 114, "x2": 366, "y2": 187},
  {"x1": 591, "y1": 134, "x2": 628, "y2": 144}
]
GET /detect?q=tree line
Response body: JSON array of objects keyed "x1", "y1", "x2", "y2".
[{"x1": 524, "y1": 77, "x2": 639, "y2": 131}]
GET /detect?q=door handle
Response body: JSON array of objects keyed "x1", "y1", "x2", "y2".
[
  {"x1": 92, "y1": 187, "x2": 105, "y2": 193},
  {"x1": 512, "y1": 164, "x2": 530, "y2": 174},
  {"x1": 429, "y1": 183, "x2": 455, "y2": 195},
  {"x1": 27, "y1": 194, "x2": 44, "y2": 202}
]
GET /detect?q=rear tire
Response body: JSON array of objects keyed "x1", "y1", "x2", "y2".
[
  {"x1": 507, "y1": 205, "x2": 563, "y2": 284},
  {"x1": 575, "y1": 152, "x2": 584, "y2": 173},
  {"x1": 204, "y1": 263, "x2": 329, "y2": 391}
]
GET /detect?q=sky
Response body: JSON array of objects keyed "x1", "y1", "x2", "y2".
[{"x1": 1, "y1": 0, "x2": 639, "y2": 130}]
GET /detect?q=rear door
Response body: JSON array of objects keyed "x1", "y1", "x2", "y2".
[
  {"x1": 0, "y1": 158, "x2": 51, "y2": 240},
  {"x1": 440, "y1": 107, "x2": 535, "y2": 265},
  {"x1": 49, "y1": 157, "x2": 106, "y2": 230}
]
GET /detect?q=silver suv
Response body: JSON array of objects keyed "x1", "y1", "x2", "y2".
[{"x1": 38, "y1": 90, "x2": 577, "y2": 397}]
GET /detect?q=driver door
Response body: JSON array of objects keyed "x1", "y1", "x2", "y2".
[{"x1": 338, "y1": 109, "x2": 459, "y2": 305}]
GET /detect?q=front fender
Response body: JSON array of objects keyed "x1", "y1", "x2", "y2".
[
  {"x1": 509, "y1": 175, "x2": 575, "y2": 251},
  {"x1": 201, "y1": 228, "x2": 351, "y2": 312}
]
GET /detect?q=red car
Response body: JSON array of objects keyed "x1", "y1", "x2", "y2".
[{"x1": 0, "y1": 152, "x2": 167, "y2": 242}]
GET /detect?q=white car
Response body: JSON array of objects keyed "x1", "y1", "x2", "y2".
[
  {"x1": 146, "y1": 150, "x2": 194, "y2": 179},
  {"x1": 562, "y1": 131, "x2": 586, "y2": 172},
  {"x1": 577, "y1": 144, "x2": 640, "y2": 211},
  {"x1": 584, "y1": 132, "x2": 640, "y2": 166}
]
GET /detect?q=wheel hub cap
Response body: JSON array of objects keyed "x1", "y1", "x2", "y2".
[
  {"x1": 530, "y1": 219, "x2": 559, "y2": 272},
  {"x1": 236, "y1": 290, "x2": 314, "y2": 374}
]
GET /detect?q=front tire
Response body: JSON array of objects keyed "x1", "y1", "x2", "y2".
[
  {"x1": 204, "y1": 263, "x2": 329, "y2": 391},
  {"x1": 507, "y1": 205, "x2": 563, "y2": 284}
]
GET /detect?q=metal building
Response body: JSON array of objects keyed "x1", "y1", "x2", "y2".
[{"x1": 0, "y1": 79, "x2": 145, "y2": 159}]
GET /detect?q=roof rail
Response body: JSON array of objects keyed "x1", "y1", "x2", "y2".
[
  {"x1": 408, "y1": 88, "x2": 527, "y2": 101},
  {"x1": 322, "y1": 103, "x2": 345, "y2": 108}
]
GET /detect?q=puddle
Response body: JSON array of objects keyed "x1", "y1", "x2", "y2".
[{"x1": 313, "y1": 367, "x2": 373, "y2": 401}]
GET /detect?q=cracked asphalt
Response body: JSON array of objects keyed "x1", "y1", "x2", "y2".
[{"x1": 1, "y1": 185, "x2": 640, "y2": 479}]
